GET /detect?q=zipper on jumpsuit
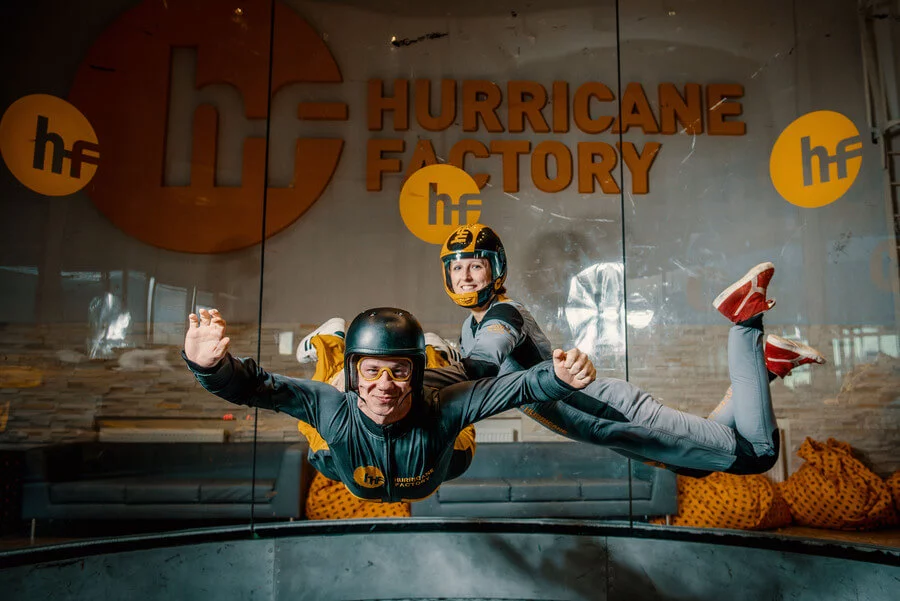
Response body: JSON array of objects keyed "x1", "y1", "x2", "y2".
[{"x1": 383, "y1": 434, "x2": 393, "y2": 502}]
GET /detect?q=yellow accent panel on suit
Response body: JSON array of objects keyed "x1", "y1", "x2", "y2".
[
  {"x1": 455, "y1": 424, "x2": 476, "y2": 453},
  {"x1": 425, "y1": 345, "x2": 449, "y2": 368},
  {"x1": 311, "y1": 334, "x2": 346, "y2": 383},
  {"x1": 296, "y1": 420, "x2": 329, "y2": 452}
]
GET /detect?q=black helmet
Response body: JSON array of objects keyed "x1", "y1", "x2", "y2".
[
  {"x1": 440, "y1": 223, "x2": 507, "y2": 308},
  {"x1": 344, "y1": 307, "x2": 426, "y2": 396}
]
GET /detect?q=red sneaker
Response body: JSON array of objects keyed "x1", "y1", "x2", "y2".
[
  {"x1": 713, "y1": 262, "x2": 776, "y2": 323},
  {"x1": 765, "y1": 334, "x2": 825, "y2": 378},
  {"x1": 765, "y1": 335, "x2": 826, "y2": 379}
]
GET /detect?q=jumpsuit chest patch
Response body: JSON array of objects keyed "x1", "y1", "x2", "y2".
[
  {"x1": 353, "y1": 465, "x2": 386, "y2": 488},
  {"x1": 484, "y1": 323, "x2": 511, "y2": 335}
]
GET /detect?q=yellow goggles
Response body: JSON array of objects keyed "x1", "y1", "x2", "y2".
[{"x1": 356, "y1": 357, "x2": 413, "y2": 382}]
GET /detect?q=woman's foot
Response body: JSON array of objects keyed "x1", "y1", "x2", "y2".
[
  {"x1": 765, "y1": 335, "x2": 827, "y2": 378},
  {"x1": 713, "y1": 262, "x2": 776, "y2": 323}
]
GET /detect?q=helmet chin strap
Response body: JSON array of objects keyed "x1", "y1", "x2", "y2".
[
  {"x1": 473, "y1": 293, "x2": 495, "y2": 310},
  {"x1": 452, "y1": 283, "x2": 500, "y2": 309},
  {"x1": 453, "y1": 291, "x2": 478, "y2": 307}
]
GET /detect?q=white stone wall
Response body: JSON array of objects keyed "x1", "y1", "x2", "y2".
[{"x1": 1, "y1": 322, "x2": 897, "y2": 476}]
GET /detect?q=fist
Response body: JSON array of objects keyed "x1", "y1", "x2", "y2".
[{"x1": 552, "y1": 348, "x2": 596, "y2": 389}]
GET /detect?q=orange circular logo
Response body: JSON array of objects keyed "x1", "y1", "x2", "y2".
[
  {"x1": 770, "y1": 111, "x2": 862, "y2": 208},
  {"x1": 353, "y1": 466, "x2": 386, "y2": 488},
  {"x1": 399, "y1": 164, "x2": 483, "y2": 244},
  {"x1": 67, "y1": 0, "x2": 345, "y2": 253},
  {"x1": 0, "y1": 94, "x2": 99, "y2": 196}
]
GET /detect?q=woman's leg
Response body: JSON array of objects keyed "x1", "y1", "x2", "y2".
[
  {"x1": 708, "y1": 335, "x2": 825, "y2": 427},
  {"x1": 723, "y1": 316, "x2": 779, "y2": 471},
  {"x1": 518, "y1": 263, "x2": 785, "y2": 475},
  {"x1": 520, "y1": 378, "x2": 743, "y2": 472}
]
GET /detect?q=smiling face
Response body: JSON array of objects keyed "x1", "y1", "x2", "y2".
[
  {"x1": 355, "y1": 356, "x2": 414, "y2": 425},
  {"x1": 449, "y1": 257, "x2": 492, "y2": 297}
]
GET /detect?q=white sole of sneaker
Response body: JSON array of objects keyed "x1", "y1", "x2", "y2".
[
  {"x1": 712, "y1": 261, "x2": 775, "y2": 310},
  {"x1": 766, "y1": 335, "x2": 826, "y2": 363},
  {"x1": 424, "y1": 333, "x2": 462, "y2": 363},
  {"x1": 295, "y1": 317, "x2": 346, "y2": 363}
]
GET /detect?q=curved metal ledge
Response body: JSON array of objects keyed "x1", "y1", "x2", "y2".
[{"x1": 3, "y1": 519, "x2": 898, "y2": 569}]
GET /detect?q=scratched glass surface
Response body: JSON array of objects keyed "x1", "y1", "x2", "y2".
[{"x1": 0, "y1": 0, "x2": 896, "y2": 551}]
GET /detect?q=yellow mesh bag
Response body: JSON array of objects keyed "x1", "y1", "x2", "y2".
[
  {"x1": 651, "y1": 472, "x2": 792, "y2": 530},
  {"x1": 304, "y1": 472, "x2": 411, "y2": 520},
  {"x1": 887, "y1": 471, "x2": 900, "y2": 512},
  {"x1": 779, "y1": 437, "x2": 899, "y2": 530}
]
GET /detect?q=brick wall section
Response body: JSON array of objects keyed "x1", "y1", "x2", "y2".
[{"x1": 1, "y1": 322, "x2": 897, "y2": 476}]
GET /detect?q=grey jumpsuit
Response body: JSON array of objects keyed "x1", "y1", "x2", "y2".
[{"x1": 425, "y1": 298, "x2": 778, "y2": 475}]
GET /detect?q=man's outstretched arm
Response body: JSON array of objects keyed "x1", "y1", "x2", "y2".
[
  {"x1": 182, "y1": 309, "x2": 341, "y2": 421},
  {"x1": 444, "y1": 347, "x2": 596, "y2": 425}
]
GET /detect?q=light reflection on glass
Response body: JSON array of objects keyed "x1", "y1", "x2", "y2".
[
  {"x1": 0, "y1": 266, "x2": 39, "y2": 275},
  {"x1": 564, "y1": 262, "x2": 655, "y2": 361},
  {"x1": 831, "y1": 327, "x2": 899, "y2": 382},
  {"x1": 88, "y1": 292, "x2": 131, "y2": 359}
]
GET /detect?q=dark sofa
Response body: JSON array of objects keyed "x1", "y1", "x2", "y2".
[
  {"x1": 411, "y1": 442, "x2": 677, "y2": 519},
  {"x1": 21, "y1": 441, "x2": 312, "y2": 520}
]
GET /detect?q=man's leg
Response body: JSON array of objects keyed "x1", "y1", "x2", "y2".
[
  {"x1": 419, "y1": 330, "x2": 741, "y2": 471},
  {"x1": 423, "y1": 363, "x2": 470, "y2": 388}
]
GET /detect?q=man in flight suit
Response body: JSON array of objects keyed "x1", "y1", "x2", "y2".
[{"x1": 183, "y1": 307, "x2": 596, "y2": 503}]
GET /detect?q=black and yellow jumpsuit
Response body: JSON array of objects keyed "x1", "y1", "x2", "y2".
[{"x1": 186, "y1": 353, "x2": 577, "y2": 503}]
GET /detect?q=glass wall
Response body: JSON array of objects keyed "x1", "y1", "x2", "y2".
[
  {"x1": 0, "y1": 0, "x2": 271, "y2": 541},
  {"x1": 617, "y1": 0, "x2": 898, "y2": 475},
  {"x1": 1, "y1": 0, "x2": 897, "y2": 549}
]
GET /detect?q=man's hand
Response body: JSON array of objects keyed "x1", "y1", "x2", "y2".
[
  {"x1": 552, "y1": 348, "x2": 596, "y2": 389},
  {"x1": 184, "y1": 308, "x2": 231, "y2": 368}
]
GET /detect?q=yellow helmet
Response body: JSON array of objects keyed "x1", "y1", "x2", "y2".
[{"x1": 440, "y1": 224, "x2": 507, "y2": 308}]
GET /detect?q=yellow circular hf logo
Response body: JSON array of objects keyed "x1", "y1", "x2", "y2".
[
  {"x1": 353, "y1": 466, "x2": 386, "y2": 488},
  {"x1": 770, "y1": 110, "x2": 862, "y2": 208},
  {"x1": 399, "y1": 164, "x2": 482, "y2": 244},
  {"x1": 0, "y1": 94, "x2": 99, "y2": 196}
]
